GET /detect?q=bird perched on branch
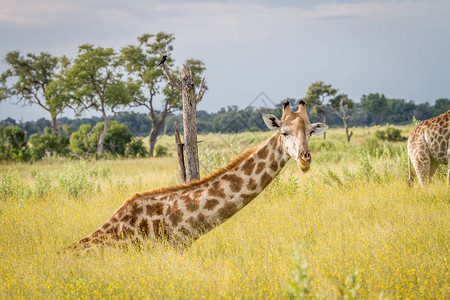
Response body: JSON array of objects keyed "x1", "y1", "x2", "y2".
[{"x1": 157, "y1": 55, "x2": 167, "y2": 66}]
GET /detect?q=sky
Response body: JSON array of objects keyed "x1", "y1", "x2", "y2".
[{"x1": 0, "y1": 0, "x2": 449, "y2": 121}]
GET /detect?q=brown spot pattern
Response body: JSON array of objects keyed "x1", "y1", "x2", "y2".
[
  {"x1": 146, "y1": 203, "x2": 164, "y2": 216},
  {"x1": 255, "y1": 162, "x2": 266, "y2": 174},
  {"x1": 258, "y1": 146, "x2": 269, "y2": 159},
  {"x1": 131, "y1": 202, "x2": 143, "y2": 216},
  {"x1": 260, "y1": 172, "x2": 272, "y2": 189},
  {"x1": 203, "y1": 198, "x2": 220, "y2": 210},
  {"x1": 241, "y1": 158, "x2": 256, "y2": 176},
  {"x1": 179, "y1": 227, "x2": 191, "y2": 236},
  {"x1": 217, "y1": 202, "x2": 238, "y2": 222},
  {"x1": 186, "y1": 213, "x2": 212, "y2": 232},
  {"x1": 268, "y1": 153, "x2": 278, "y2": 171},
  {"x1": 122, "y1": 227, "x2": 135, "y2": 238},
  {"x1": 139, "y1": 219, "x2": 150, "y2": 236},
  {"x1": 152, "y1": 219, "x2": 168, "y2": 239},
  {"x1": 121, "y1": 214, "x2": 131, "y2": 223},
  {"x1": 222, "y1": 174, "x2": 244, "y2": 192},
  {"x1": 182, "y1": 194, "x2": 200, "y2": 212},
  {"x1": 241, "y1": 193, "x2": 258, "y2": 206},
  {"x1": 106, "y1": 227, "x2": 119, "y2": 239},
  {"x1": 208, "y1": 181, "x2": 226, "y2": 198},
  {"x1": 269, "y1": 136, "x2": 277, "y2": 149},
  {"x1": 167, "y1": 201, "x2": 184, "y2": 227},
  {"x1": 247, "y1": 178, "x2": 257, "y2": 191}
]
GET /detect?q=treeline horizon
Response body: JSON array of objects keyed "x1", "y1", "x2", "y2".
[{"x1": 1, "y1": 96, "x2": 448, "y2": 137}]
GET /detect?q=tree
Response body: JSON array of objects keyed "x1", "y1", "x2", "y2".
[
  {"x1": 113, "y1": 111, "x2": 151, "y2": 136},
  {"x1": 360, "y1": 93, "x2": 388, "y2": 125},
  {"x1": 385, "y1": 99, "x2": 416, "y2": 124},
  {"x1": 66, "y1": 44, "x2": 137, "y2": 159},
  {"x1": 0, "y1": 51, "x2": 69, "y2": 132},
  {"x1": 125, "y1": 138, "x2": 148, "y2": 158},
  {"x1": 162, "y1": 62, "x2": 207, "y2": 183},
  {"x1": 304, "y1": 81, "x2": 337, "y2": 139},
  {"x1": 328, "y1": 94, "x2": 354, "y2": 143},
  {"x1": 121, "y1": 33, "x2": 206, "y2": 156},
  {"x1": 434, "y1": 98, "x2": 450, "y2": 115}
]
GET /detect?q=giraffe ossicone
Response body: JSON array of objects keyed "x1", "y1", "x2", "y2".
[
  {"x1": 407, "y1": 109, "x2": 450, "y2": 186},
  {"x1": 71, "y1": 100, "x2": 328, "y2": 251}
]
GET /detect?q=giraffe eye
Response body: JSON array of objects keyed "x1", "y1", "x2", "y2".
[{"x1": 281, "y1": 131, "x2": 288, "y2": 136}]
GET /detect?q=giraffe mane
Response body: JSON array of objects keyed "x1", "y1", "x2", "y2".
[{"x1": 121, "y1": 146, "x2": 259, "y2": 206}]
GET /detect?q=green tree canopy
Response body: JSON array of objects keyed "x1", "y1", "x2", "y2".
[
  {"x1": 360, "y1": 93, "x2": 388, "y2": 125},
  {"x1": 120, "y1": 32, "x2": 206, "y2": 156},
  {"x1": 0, "y1": 51, "x2": 69, "y2": 132},
  {"x1": 66, "y1": 44, "x2": 138, "y2": 159},
  {"x1": 304, "y1": 81, "x2": 337, "y2": 124},
  {"x1": 434, "y1": 98, "x2": 450, "y2": 115}
]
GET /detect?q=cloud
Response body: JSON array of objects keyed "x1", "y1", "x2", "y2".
[
  {"x1": 0, "y1": 0, "x2": 449, "y2": 120},
  {"x1": 0, "y1": 14, "x2": 52, "y2": 26}
]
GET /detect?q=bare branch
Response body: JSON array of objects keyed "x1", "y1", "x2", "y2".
[
  {"x1": 196, "y1": 76, "x2": 206, "y2": 104},
  {"x1": 161, "y1": 64, "x2": 181, "y2": 91}
]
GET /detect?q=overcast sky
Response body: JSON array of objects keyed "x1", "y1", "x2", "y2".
[{"x1": 1, "y1": 0, "x2": 449, "y2": 121}]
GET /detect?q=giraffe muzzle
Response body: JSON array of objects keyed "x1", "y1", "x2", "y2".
[{"x1": 298, "y1": 151, "x2": 311, "y2": 173}]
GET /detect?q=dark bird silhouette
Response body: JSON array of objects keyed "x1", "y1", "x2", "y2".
[{"x1": 157, "y1": 55, "x2": 167, "y2": 66}]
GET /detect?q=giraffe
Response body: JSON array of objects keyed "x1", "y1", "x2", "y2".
[
  {"x1": 407, "y1": 109, "x2": 450, "y2": 186},
  {"x1": 71, "y1": 100, "x2": 328, "y2": 251}
]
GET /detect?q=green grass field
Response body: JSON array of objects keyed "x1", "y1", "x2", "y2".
[{"x1": 0, "y1": 126, "x2": 448, "y2": 299}]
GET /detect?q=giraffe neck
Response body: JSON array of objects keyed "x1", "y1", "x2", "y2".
[
  {"x1": 181, "y1": 131, "x2": 289, "y2": 237},
  {"x1": 73, "y1": 132, "x2": 290, "y2": 250}
]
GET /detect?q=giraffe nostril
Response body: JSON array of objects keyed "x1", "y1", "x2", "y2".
[{"x1": 299, "y1": 151, "x2": 311, "y2": 162}]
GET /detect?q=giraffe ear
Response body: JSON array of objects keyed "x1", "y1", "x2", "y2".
[
  {"x1": 262, "y1": 114, "x2": 281, "y2": 130},
  {"x1": 310, "y1": 122, "x2": 328, "y2": 136}
]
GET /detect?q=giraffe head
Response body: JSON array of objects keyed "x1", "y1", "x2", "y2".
[{"x1": 263, "y1": 100, "x2": 328, "y2": 172}]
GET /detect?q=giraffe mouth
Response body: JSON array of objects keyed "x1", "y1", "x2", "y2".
[{"x1": 298, "y1": 161, "x2": 310, "y2": 173}]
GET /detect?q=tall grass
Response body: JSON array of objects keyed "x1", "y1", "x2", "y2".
[{"x1": 0, "y1": 127, "x2": 448, "y2": 299}]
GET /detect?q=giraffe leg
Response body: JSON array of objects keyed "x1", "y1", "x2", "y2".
[
  {"x1": 410, "y1": 155, "x2": 430, "y2": 186},
  {"x1": 429, "y1": 159, "x2": 441, "y2": 179},
  {"x1": 447, "y1": 149, "x2": 450, "y2": 184},
  {"x1": 448, "y1": 160, "x2": 450, "y2": 184}
]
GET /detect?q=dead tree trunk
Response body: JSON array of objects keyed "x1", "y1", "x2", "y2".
[
  {"x1": 343, "y1": 117, "x2": 353, "y2": 143},
  {"x1": 322, "y1": 114, "x2": 327, "y2": 140},
  {"x1": 162, "y1": 64, "x2": 206, "y2": 183},
  {"x1": 174, "y1": 122, "x2": 186, "y2": 183}
]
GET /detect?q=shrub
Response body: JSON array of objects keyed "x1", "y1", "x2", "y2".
[
  {"x1": 28, "y1": 128, "x2": 69, "y2": 161},
  {"x1": 309, "y1": 140, "x2": 336, "y2": 152},
  {"x1": 104, "y1": 122, "x2": 132, "y2": 156},
  {"x1": 155, "y1": 144, "x2": 169, "y2": 157},
  {"x1": 69, "y1": 121, "x2": 133, "y2": 158},
  {"x1": 33, "y1": 170, "x2": 52, "y2": 199},
  {"x1": 58, "y1": 163, "x2": 94, "y2": 199},
  {"x1": 69, "y1": 124, "x2": 96, "y2": 158},
  {"x1": 375, "y1": 126, "x2": 407, "y2": 142},
  {"x1": 125, "y1": 138, "x2": 148, "y2": 158},
  {"x1": 0, "y1": 126, "x2": 30, "y2": 162},
  {"x1": 0, "y1": 169, "x2": 27, "y2": 201}
]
